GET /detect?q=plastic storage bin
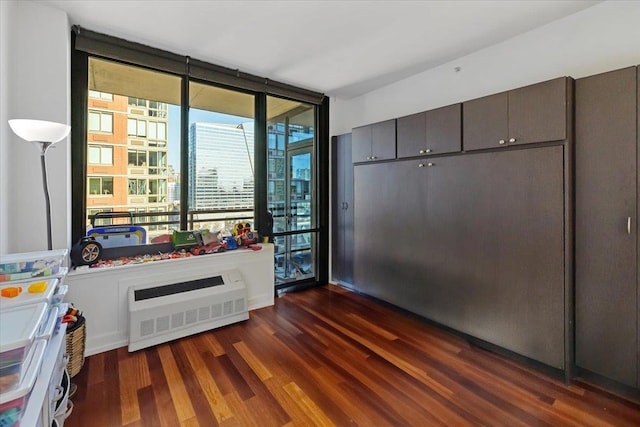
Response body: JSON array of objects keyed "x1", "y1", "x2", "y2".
[
  {"x1": 0, "y1": 303, "x2": 47, "y2": 392},
  {"x1": 0, "y1": 278, "x2": 60, "y2": 310},
  {"x1": 50, "y1": 285, "x2": 68, "y2": 308},
  {"x1": 0, "y1": 250, "x2": 67, "y2": 283},
  {"x1": 0, "y1": 340, "x2": 46, "y2": 427}
]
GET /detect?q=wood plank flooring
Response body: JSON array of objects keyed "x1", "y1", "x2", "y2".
[{"x1": 66, "y1": 284, "x2": 640, "y2": 427}]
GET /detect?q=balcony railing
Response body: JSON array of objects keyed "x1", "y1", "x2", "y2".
[{"x1": 88, "y1": 208, "x2": 254, "y2": 232}]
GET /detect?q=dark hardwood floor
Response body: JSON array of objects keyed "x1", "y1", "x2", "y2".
[{"x1": 66, "y1": 284, "x2": 640, "y2": 427}]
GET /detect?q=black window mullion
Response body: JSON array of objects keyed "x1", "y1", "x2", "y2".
[
  {"x1": 71, "y1": 33, "x2": 89, "y2": 245},
  {"x1": 317, "y1": 96, "x2": 330, "y2": 285},
  {"x1": 254, "y1": 93, "x2": 268, "y2": 240},
  {"x1": 180, "y1": 74, "x2": 189, "y2": 231}
]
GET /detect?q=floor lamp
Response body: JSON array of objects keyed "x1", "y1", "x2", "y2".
[{"x1": 8, "y1": 119, "x2": 71, "y2": 250}]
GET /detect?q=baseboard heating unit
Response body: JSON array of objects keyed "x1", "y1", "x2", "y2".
[{"x1": 128, "y1": 269, "x2": 249, "y2": 351}]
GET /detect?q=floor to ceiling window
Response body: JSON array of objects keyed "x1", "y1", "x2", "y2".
[
  {"x1": 85, "y1": 57, "x2": 181, "y2": 242},
  {"x1": 267, "y1": 97, "x2": 318, "y2": 286},
  {"x1": 72, "y1": 27, "x2": 328, "y2": 289},
  {"x1": 188, "y1": 82, "x2": 256, "y2": 233}
]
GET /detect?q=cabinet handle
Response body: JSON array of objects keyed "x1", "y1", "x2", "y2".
[
  {"x1": 498, "y1": 139, "x2": 506, "y2": 145},
  {"x1": 628, "y1": 217, "x2": 632, "y2": 235},
  {"x1": 509, "y1": 137, "x2": 516, "y2": 143},
  {"x1": 427, "y1": 162, "x2": 434, "y2": 167},
  {"x1": 371, "y1": 156, "x2": 378, "y2": 160},
  {"x1": 419, "y1": 149, "x2": 426, "y2": 154},
  {"x1": 344, "y1": 202, "x2": 348, "y2": 210},
  {"x1": 426, "y1": 148, "x2": 432, "y2": 153},
  {"x1": 418, "y1": 163, "x2": 425, "y2": 168}
]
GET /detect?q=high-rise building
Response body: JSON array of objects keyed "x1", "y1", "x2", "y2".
[
  {"x1": 86, "y1": 91, "x2": 172, "y2": 239},
  {"x1": 188, "y1": 122, "x2": 255, "y2": 211}
]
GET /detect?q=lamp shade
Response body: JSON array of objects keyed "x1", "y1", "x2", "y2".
[{"x1": 8, "y1": 119, "x2": 71, "y2": 143}]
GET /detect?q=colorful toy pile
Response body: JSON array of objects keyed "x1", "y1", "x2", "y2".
[{"x1": 85, "y1": 223, "x2": 262, "y2": 269}]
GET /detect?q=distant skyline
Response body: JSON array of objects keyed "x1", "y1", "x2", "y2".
[{"x1": 168, "y1": 105, "x2": 253, "y2": 173}]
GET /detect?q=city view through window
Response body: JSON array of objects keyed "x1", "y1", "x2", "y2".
[
  {"x1": 85, "y1": 57, "x2": 318, "y2": 285},
  {"x1": 86, "y1": 91, "x2": 256, "y2": 242}
]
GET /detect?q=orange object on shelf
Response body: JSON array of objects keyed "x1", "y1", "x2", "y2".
[{"x1": 1, "y1": 286, "x2": 23, "y2": 298}]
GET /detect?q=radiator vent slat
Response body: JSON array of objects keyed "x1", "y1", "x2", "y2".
[
  {"x1": 186, "y1": 309, "x2": 198, "y2": 325},
  {"x1": 157, "y1": 315, "x2": 170, "y2": 332},
  {"x1": 199, "y1": 306, "x2": 211, "y2": 321},
  {"x1": 172, "y1": 312, "x2": 184, "y2": 329},
  {"x1": 223, "y1": 300, "x2": 233, "y2": 316},
  {"x1": 140, "y1": 319, "x2": 154, "y2": 337},
  {"x1": 212, "y1": 304, "x2": 222, "y2": 318}
]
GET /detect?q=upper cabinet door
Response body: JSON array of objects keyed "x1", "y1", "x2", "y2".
[
  {"x1": 352, "y1": 124, "x2": 372, "y2": 163},
  {"x1": 352, "y1": 120, "x2": 396, "y2": 162},
  {"x1": 463, "y1": 92, "x2": 508, "y2": 151},
  {"x1": 426, "y1": 103, "x2": 461, "y2": 155},
  {"x1": 370, "y1": 119, "x2": 396, "y2": 161},
  {"x1": 508, "y1": 77, "x2": 567, "y2": 145},
  {"x1": 397, "y1": 112, "x2": 426, "y2": 159}
]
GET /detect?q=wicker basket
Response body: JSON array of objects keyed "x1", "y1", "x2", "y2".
[{"x1": 65, "y1": 315, "x2": 86, "y2": 378}]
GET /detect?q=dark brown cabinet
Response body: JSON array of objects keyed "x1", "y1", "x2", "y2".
[
  {"x1": 428, "y1": 148, "x2": 564, "y2": 369},
  {"x1": 353, "y1": 159, "x2": 429, "y2": 311},
  {"x1": 353, "y1": 146, "x2": 566, "y2": 368},
  {"x1": 575, "y1": 66, "x2": 638, "y2": 388},
  {"x1": 397, "y1": 104, "x2": 461, "y2": 158},
  {"x1": 331, "y1": 133, "x2": 354, "y2": 286},
  {"x1": 352, "y1": 119, "x2": 396, "y2": 163},
  {"x1": 463, "y1": 77, "x2": 568, "y2": 151},
  {"x1": 463, "y1": 92, "x2": 508, "y2": 151},
  {"x1": 397, "y1": 112, "x2": 426, "y2": 158}
]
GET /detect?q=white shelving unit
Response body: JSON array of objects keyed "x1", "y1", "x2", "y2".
[
  {"x1": 21, "y1": 323, "x2": 67, "y2": 427},
  {"x1": 0, "y1": 250, "x2": 71, "y2": 427}
]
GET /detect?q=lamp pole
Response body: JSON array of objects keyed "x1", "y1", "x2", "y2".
[{"x1": 39, "y1": 141, "x2": 54, "y2": 250}]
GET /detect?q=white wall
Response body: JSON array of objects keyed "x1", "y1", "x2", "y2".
[
  {"x1": 0, "y1": 1, "x2": 70, "y2": 254},
  {"x1": 330, "y1": 1, "x2": 640, "y2": 135},
  {"x1": 0, "y1": 1, "x2": 12, "y2": 254}
]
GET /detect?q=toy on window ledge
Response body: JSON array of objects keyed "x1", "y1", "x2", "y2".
[
  {"x1": 70, "y1": 236, "x2": 103, "y2": 267},
  {"x1": 232, "y1": 222, "x2": 259, "y2": 247}
]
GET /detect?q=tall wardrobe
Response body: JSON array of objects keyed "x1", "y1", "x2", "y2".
[
  {"x1": 331, "y1": 134, "x2": 354, "y2": 287},
  {"x1": 330, "y1": 64, "x2": 640, "y2": 395},
  {"x1": 349, "y1": 77, "x2": 573, "y2": 373},
  {"x1": 575, "y1": 66, "x2": 640, "y2": 389}
]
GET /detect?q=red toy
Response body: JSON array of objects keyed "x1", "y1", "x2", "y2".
[{"x1": 190, "y1": 240, "x2": 227, "y2": 255}]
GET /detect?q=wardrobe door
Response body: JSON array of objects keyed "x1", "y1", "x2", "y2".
[
  {"x1": 353, "y1": 160, "x2": 427, "y2": 303},
  {"x1": 575, "y1": 67, "x2": 638, "y2": 387},
  {"x1": 331, "y1": 134, "x2": 354, "y2": 285},
  {"x1": 425, "y1": 147, "x2": 565, "y2": 368}
]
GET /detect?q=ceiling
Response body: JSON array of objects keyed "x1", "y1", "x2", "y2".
[{"x1": 42, "y1": 0, "x2": 600, "y2": 99}]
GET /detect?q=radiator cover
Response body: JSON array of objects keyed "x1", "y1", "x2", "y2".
[{"x1": 128, "y1": 269, "x2": 249, "y2": 352}]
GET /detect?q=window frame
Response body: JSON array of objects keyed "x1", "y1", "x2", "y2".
[
  {"x1": 71, "y1": 29, "x2": 329, "y2": 287},
  {"x1": 87, "y1": 176, "x2": 114, "y2": 196},
  {"x1": 88, "y1": 110, "x2": 113, "y2": 133},
  {"x1": 88, "y1": 144, "x2": 113, "y2": 165}
]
